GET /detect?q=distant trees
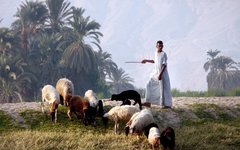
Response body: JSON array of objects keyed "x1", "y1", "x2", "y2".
[
  {"x1": 0, "y1": 0, "x2": 134, "y2": 102},
  {"x1": 204, "y1": 49, "x2": 240, "y2": 92},
  {"x1": 107, "y1": 67, "x2": 134, "y2": 94}
]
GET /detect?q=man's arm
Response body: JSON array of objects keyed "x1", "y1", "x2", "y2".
[{"x1": 158, "y1": 64, "x2": 166, "y2": 80}]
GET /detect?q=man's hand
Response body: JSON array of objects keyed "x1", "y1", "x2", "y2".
[
  {"x1": 141, "y1": 59, "x2": 147, "y2": 64},
  {"x1": 158, "y1": 74, "x2": 163, "y2": 80}
]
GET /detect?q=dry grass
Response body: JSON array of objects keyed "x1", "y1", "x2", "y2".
[{"x1": 0, "y1": 103, "x2": 240, "y2": 150}]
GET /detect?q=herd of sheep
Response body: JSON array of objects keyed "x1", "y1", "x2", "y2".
[{"x1": 41, "y1": 78, "x2": 175, "y2": 150}]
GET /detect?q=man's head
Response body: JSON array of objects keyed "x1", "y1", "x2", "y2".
[{"x1": 156, "y1": 40, "x2": 163, "y2": 52}]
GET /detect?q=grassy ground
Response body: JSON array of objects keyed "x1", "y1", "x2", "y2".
[{"x1": 0, "y1": 104, "x2": 240, "y2": 150}]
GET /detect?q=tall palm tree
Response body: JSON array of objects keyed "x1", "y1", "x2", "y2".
[
  {"x1": 210, "y1": 56, "x2": 239, "y2": 91},
  {"x1": 37, "y1": 32, "x2": 64, "y2": 84},
  {"x1": 204, "y1": 49, "x2": 240, "y2": 91},
  {"x1": 204, "y1": 49, "x2": 221, "y2": 90},
  {"x1": 15, "y1": 0, "x2": 48, "y2": 52},
  {"x1": 0, "y1": 54, "x2": 36, "y2": 102},
  {"x1": 95, "y1": 48, "x2": 118, "y2": 81},
  {"x1": 107, "y1": 67, "x2": 134, "y2": 93},
  {"x1": 45, "y1": 0, "x2": 71, "y2": 33},
  {"x1": 61, "y1": 7, "x2": 102, "y2": 73}
]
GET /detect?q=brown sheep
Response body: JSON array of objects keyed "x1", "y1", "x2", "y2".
[
  {"x1": 56, "y1": 78, "x2": 74, "y2": 106},
  {"x1": 68, "y1": 95, "x2": 90, "y2": 125}
]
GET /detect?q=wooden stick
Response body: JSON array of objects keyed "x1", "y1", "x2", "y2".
[{"x1": 124, "y1": 61, "x2": 142, "y2": 63}]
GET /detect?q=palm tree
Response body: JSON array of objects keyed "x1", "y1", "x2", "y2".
[
  {"x1": 15, "y1": 0, "x2": 48, "y2": 52},
  {"x1": 45, "y1": 0, "x2": 71, "y2": 33},
  {"x1": 204, "y1": 49, "x2": 221, "y2": 90},
  {"x1": 204, "y1": 49, "x2": 240, "y2": 91},
  {"x1": 107, "y1": 67, "x2": 134, "y2": 94},
  {"x1": 37, "y1": 32, "x2": 64, "y2": 84},
  {"x1": 61, "y1": 7, "x2": 102, "y2": 73},
  {"x1": 95, "y1": 48, "x2": 118, "y2": 81},
  {"x1": 0, "y1": 54, "x2": 36, "y2": 102},
  {"x1": 211, "y1": 56, "x2": 239, "y2": 91}
]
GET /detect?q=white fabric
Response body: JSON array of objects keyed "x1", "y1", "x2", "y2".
[{"x1": 145, "y1": 51, "x2": 172, "y2": 106}]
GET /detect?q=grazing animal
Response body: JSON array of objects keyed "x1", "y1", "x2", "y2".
[
  {"x1": 160, "y1": 127, "x2": 175, "y2": 150},
  {"x1": 41, "y1": 85, "x2": 60, "y2": 123},
  {"x1": 125, "y1": 109, "x2": 155, "y2": 138},
  {"x1": 122, "y1": 99, "x2": 131, "y2": 105},
  {"x1": 103, "y1": 105, "x2": 140, "y2": 134},
  {"x1": 111, "y1": 90, "x2": 142, "y2": 110},
  {"x1": 143, "y1": 123, "x2": 161, "y2": 150},
  {"x1": 56, "y1": 78, "x2": 74, "y2": 106},
  {"x1": 68, "y1": 95, "x2": 90, "y2": 126},
  {"x1": 84, "y1": 90, "x2": 106, "y2": 126}
]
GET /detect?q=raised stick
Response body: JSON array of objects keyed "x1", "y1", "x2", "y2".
[{"x1": 124, "y1": 61, "x2": 142, "y2": 63}]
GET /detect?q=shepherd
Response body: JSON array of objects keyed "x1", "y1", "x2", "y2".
[{"x1": 141, "y1": 40, "x2": 172, "y2": 108}]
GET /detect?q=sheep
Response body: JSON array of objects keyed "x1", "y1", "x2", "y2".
[
  {"x1": 56, "y1": 78, "x2": 74, "y2": 106},
  {"x1": 160, "y1": 127, "x2": 175, "y2": 150},
  {"x1": 111, "y1": 90, "x2": 142, "y2": 110},
  {"x1": 84, "y1": 90, "x2": 106, "y2": 126},
  {"x1": 41, "y1": 84, "x2": 60, "y2": 123},
  {"x1": 143, "y1": 123, "x2": 161, "y2": 150},
  {"x1": 125, "y1": 109, "x2": 155, "y2": 140},
  {"x1": 103, "y1": 105, "x2": 140, "y2": 134},
  {"x1": 67, "y1": 95, "x2": 91, "y2": 126},
  {"x1": 84, "y1": 90, "x2": 98, "y2": 107}
]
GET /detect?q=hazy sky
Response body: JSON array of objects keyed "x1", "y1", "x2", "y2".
[{"x1": 1, "y1": 0, "x2": 240, "y2": 91}]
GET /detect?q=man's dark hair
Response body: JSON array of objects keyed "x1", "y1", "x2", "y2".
[{"x1": 157, "y1": 40, "x2": 163, "y2": 45}]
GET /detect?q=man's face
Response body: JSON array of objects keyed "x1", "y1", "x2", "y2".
[{"x1": 156, "y1": 43, "x2": 163, "y2": 50}]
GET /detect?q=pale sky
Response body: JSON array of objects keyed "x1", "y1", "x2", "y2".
[{"x1": 1, "y1": 0, "x2": 240, "y2": 91}]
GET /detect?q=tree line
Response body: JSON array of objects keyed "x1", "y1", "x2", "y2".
[{"x1": 0, "y1": 0, "x2": 136, "y2": 103}]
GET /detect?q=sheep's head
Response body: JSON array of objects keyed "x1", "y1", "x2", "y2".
[
  {"x1": 50, "y1": 102, "x2": 58, "y2": 121},
  {"x1": 125, "y1": 125, "x2": 130, "y2": 136},
  {"x1": 65, "y1": 95, "x2": 72, "y2": 106},
  {"x1": 110, "y1": 94, "x2": 117, "y2": 101}
]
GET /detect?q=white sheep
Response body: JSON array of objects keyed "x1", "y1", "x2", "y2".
[
  {"x1": 56, "y1": 78, "x2": 74, "y2": 106},
  {"x1": 125, "y1": 109, "x2": 155, "y2": 139},
  {"x1": 84, "y1": 90, "x2": 98, "y2": 107},
  {"x1": 148, "y1": 127, "x2": 161, "y2": 150},
  {"x1": 84, "y1": 89, "x2": 103, "y2": 126},
  {"x1": 41, "y1": 84, "x2": 60, "y2": 123},
  {"x1": 143, "y1": 123, "x2": 161, "y2": 150},
  {"x1": 103, "y1": 105, "x2": 140, "y2": 134}
]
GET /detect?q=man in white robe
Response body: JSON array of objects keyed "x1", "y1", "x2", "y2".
[{"x1": 141, "y1": 40, "x2": 172, "y2": 108}]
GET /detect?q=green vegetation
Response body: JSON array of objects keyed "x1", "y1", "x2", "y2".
[
  {"x1": 172, "y1": 87, "x2": 240, "y2": 97},
  {"x1": 0, "y1": 0, "x2": 134, "y2": 103},
  {"x1": 1, "y1": 103, "x2": 240, "y2": 150},
  {"x1": 0, "y1": 110, "x2": 22, "y2": 132}
]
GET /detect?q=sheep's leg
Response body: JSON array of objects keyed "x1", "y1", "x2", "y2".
[
  {"x1": 41, "y1": 96, "x2": 45, "y2": 113},
  {"x1": 114, "y1": 121, "x2": 120, "y2": 134},
  {"x1": 74, "y1": 111, "x2": 80, "y2": 119},
  {"x1": 67, "y1": 110, "x2": 72, "y2": 120},
  {"x1": 41, "y1": 102, "x2": 45, "y2": 113},
  {"x1": 114, "y1": 121, "x2": 118, "y2": 134},
  {"x1": 54, "y1": 109, "x2": 58, "y2": 123},
  {"x1": 152, "y1": 144, "x2": 155, "y2": 150}
]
